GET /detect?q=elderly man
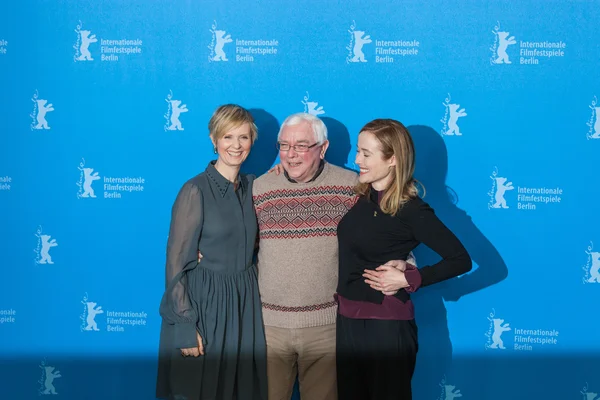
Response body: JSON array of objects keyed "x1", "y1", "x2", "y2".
[{"x1": 252, "y1": 113, "x2": 416, "y2": 400}]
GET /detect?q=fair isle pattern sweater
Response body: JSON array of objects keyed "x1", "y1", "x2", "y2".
[{"x1": 253, "y1": 162, "x2": 359, "y2": 328}]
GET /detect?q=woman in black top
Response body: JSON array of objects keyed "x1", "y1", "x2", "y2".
[{"x1": 335, "y1": 118, "x2": 472, "y2": 400}]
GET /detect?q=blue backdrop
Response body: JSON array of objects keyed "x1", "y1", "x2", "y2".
[{"x1": 1, "y1": 1, "x2": 599, "y2": 399}]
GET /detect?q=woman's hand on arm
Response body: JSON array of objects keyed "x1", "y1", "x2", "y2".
[
  {"x1": 363, "y1": 264, "x2": 410, "y2": 294},
  {"x1": 268, "y1": 163, "x2": 284, "y2": 175}
]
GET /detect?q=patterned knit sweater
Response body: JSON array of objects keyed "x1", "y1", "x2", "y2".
[{"x1": 253, "y1": 162, "x2": 359, "y2": 328}]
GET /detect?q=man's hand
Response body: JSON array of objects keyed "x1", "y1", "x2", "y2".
[{"x1": 379, "y1": 259, "x2": 408, "y2": 272}]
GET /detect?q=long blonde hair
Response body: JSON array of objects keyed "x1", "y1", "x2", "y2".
[{"x1": 354, "y1": 119, "x2": 424, "y2": 216}]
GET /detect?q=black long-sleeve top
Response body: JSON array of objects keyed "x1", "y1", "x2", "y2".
[{"x1": 336, "y1": 188, "x2": 472, "y2": 304}]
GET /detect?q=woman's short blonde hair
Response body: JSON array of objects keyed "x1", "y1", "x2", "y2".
[{"x1": 208, "y1": 104, "x2": 258, "y2": 143}]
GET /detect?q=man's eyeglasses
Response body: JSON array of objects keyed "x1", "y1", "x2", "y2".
[{"x1": 276, "y1": 142, "x2": 319, "y2": 153}]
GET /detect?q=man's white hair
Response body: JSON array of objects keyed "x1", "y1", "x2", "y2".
[{"x1": 278, "y1": 113, "x2": 328, "y2": 144}]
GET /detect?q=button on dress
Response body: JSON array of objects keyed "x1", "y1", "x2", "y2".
[{"x1": 156, "y1": 161, "x2": 267, "y2": 400}]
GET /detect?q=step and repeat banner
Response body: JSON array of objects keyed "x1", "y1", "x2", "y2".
[{"x1": 1, "y1": 1, "x2": 599, "y2": 399}]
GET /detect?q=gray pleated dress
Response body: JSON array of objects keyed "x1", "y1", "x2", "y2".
[{"x1": 156, "y1": 161, "x2": 267, "y2": 400}]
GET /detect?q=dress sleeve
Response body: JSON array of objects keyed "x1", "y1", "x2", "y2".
[
  {"x1": 405, "y1": 199, "x2": 472, "y2": 288},
  {"x1": 159, "y1": 181, "x2": 204, "y2": 349}
]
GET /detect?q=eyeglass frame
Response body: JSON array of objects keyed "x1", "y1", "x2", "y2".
[{"x1": 276, "y1": 142, "x2": 321, "y2": 153}]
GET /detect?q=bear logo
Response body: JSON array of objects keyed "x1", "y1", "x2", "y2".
[
  {"x1": 212, "y1": 30, "x2": 232, "y2": 61},
  {"x1": 84, "y1": 301, "x2": 103, "y2": 331},
  {"x1": 444, "y1": 384, "x2": 462, "y2": 400},
  {"x1": 81, "y1": 167, "x2": 100, "y2": 198},
  {"x1": 305, "y1": 101, "x2": 325, "y2": 116},
  {"x1": 494, "y1": 31, "x2": 516, "y2": 64},
  {"x1": 591, "y1": 107, "x2": 600, "y2": 139},
  {"x1": 76, "y1": 30, "x2": 97, "y2": 61},
  {"x1": 585, "y1": 250, "x2": 600, "y2": 283},
  {"x1": 489, "y1": 318, "x2": 511, "y2": 349},
  {"x1": 491, "y1": 177, "x2": 514, "y2": 209},
  {"x1": 166, "y1": 100, "x2": 188, "y2": 131},
  {"x1": 42, "y1": 366, "x2": 62, "y2": 395},
  {"x1": 445, "y1": 104, "x2": 467, "y2": 136},
  {"x1": 38, "y1": 234, "x2": 58, "y2": 264},
  {"x1": 350, "y1": 30, "x2": 372, "y2": 62},
  {"x1": 34, "y1": 99, "x2": 54, "y2": 130}
]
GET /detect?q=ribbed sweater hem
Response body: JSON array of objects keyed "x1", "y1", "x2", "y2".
[{"x1": 261, "y1": 304, "x2": 338, "y2": 328}]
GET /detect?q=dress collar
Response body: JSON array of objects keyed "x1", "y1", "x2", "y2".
[{"x1": 205, "y1": 160, "x2": 247, "y2": 198}]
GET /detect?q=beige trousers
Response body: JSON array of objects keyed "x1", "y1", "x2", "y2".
[{"x1": 265, "y1": 324, "x2": 337, "y2": 400}]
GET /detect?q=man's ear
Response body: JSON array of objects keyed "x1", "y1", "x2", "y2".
[{"x1": 320, "y1": 140, "x2": 330, "y2": 159}]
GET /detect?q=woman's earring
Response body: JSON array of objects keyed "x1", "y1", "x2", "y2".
[{"x1": 214, "y1": 147, "x2": 217, "y2": 154}]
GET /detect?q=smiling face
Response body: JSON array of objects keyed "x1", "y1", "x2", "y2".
[
  {"x1": 355, "y1": 130, "x2": 396, "y2": 191},
  {"x1": 278, "y1": 120, "x2": 328, "y2": 183},
  {"x1": 212, "y1": 122, "x2": 252, "y2": 168}
]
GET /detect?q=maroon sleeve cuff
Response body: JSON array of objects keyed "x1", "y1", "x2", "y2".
[{"x1": 404, "y1": 263, "x2": 422, "y2": 293}]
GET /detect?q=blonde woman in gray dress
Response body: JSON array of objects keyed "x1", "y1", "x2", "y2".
[{"x1": 156, "y1": 104, "x2": 267, "y2": 400}]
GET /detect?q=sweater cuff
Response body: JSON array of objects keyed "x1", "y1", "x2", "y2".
[
  {"x1": 404, "y1": 263, "x2": 422, "y2": 293},
  {"x1": 174, "y1": 322, "x2": 198, "y2": 349},
  {"x1": 407, "y1": 252, "x2": 418, "y2": 268}
]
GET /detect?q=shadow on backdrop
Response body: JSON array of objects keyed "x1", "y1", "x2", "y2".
[
  {"x1": 321, "y1": 116, "x2": 354, "y2": 171},
  {"x1": 241, "y1": 109, "x2": 280, "y2": 177},
  {"x1": 406, "y1": 125, "x2": 509, "y2": 399}
]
